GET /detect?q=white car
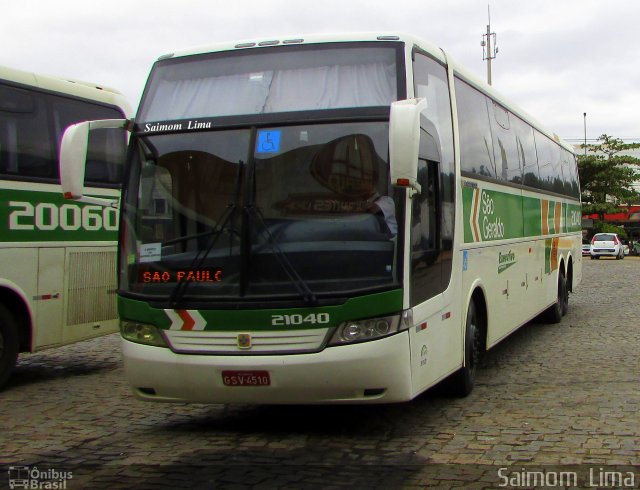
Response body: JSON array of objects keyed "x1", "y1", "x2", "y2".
[
  {"x1": 581, "y1": 240, "x2": 591, "y2": 256},
  {"x1": 590, "y1": 233, "x2": 625, "y2": 260}
]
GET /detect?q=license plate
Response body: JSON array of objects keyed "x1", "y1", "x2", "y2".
[{"x1": 222, "y1": 370, "x2": 271, "y2": 387}]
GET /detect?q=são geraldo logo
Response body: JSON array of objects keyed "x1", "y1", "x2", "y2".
[{"x1": 469, "y1": 189, "x2": 505, "y2": 242}]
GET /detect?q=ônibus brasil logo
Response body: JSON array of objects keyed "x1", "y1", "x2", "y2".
[{"x1": 8, "y1": 466, "x2": 73, "y2": 489}]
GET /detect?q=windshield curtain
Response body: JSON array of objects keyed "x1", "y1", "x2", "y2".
[
  {"x1": 137, "y1": 44, "x2": 399, "y2": 122},
  {"x1": 122, "y1": 122, "x2": 402, "y2": 304}
]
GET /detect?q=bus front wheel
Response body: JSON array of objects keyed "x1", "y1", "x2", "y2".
[
  {"x1": 0, "y1": 305, "x2": 19, "y2": 389},
  {"x1": 448, "y1": 300, "x2": 481, "y2": 397}
]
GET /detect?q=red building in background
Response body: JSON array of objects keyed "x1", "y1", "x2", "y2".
[
  {"x1": 582, "y1": 205, "x2": 640, "y2": 249},
  {"x1": 583, "y1": 205, "x2": 640, "y2": 223}
]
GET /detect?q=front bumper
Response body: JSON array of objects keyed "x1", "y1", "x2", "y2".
[{"x1": 122, "y1": 331, "x2": 413, "y2": 404}]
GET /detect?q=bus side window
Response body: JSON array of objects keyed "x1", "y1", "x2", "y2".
[
  {"x1": 490, "y1": 101, "x2": 521, "y2": 184},
  {"x1": 0, "y1": 84, "x2": 55, "y2": 179},
  {"x1": 50, "y1": 94, "x2": 126, "y2": 186},
  {"x1": 410, "y1": 130, "x2": 442, "y2": 306},
  {"x1": 454, "y1": 78, "x2": 496, "y2": 179},
  {"x1": 413, "y1": 158, "x2": 439, "y2": 255},
  {"x1": 513, "y1": 115, "x2": 540, "y2": 188}
]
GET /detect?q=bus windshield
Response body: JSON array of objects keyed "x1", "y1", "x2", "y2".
[
  {"x1": 136, "y1": 43, "x2": 398, "y2": 122},
  {"x1": 122, "y1": 121, "x2": 402, "y2": 303}
]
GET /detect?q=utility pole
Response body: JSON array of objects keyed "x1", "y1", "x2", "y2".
[{"x1": 481, "y1": 5, "x2": 498, "y2": 85}]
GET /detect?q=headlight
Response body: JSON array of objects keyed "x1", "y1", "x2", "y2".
[
  {"x1": 328, "y1": 314, "x2": 402, "y2": 345},
  {"x1": 121, "y1": 321, "x2": 168, "y2": 347}
]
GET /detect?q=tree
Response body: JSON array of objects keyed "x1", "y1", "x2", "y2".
[{"x1": 578, "y1": 134, "x2": 640, "y2": 221}]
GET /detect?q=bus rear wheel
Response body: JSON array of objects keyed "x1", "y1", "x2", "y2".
[
  {"x1": 544, "y1": 272, "x2": 567, "y2": 324},
  {"x1": 0, "y1": 305, "x2": 19, "y2": 389},
  {"x1": 448, "y1": 299, "x2": 481, "y2": 397}
]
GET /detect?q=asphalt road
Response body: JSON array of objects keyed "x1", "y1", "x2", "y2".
[{"x1": 1, "y1": 257, "x2": 639, "y2": 489}]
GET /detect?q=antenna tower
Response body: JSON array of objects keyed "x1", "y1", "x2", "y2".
[{"x1": 481, "y1": 5, "x2": 498, "y2": 85}]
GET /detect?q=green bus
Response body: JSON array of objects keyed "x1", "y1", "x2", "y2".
[{"x1": 0, "y1": 65, "x2": 130, "y2": 387}]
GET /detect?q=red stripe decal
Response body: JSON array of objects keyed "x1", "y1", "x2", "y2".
[{"x1": 177, "y1": 310, "x2": 195, "y2": 330}]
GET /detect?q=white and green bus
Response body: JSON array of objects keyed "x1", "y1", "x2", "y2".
[
  {"x1": 60, "y1": 33, "x2": 581, "y2": 404},
  {"x1": 0, "y1": 66, "x2": 130, "y2": 387}
]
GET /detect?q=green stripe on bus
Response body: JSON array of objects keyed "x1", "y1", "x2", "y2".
[
  {"x1": 522, "y1": 196, "x2": 542, "y2": 236},
  {"x1": 462, "y1": 184, "x2": 581, "y2": 243},
  {"x1": 118, "y1": 289, "x2": 404, "y2": 331}
]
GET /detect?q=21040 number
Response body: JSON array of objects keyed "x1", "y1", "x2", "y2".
[
  {"x1": 271, "y1": 313, "x2": 330, "y2": 326},
  {"x1": 8, "y1": 201, "x2": 118, "y2": 232}
]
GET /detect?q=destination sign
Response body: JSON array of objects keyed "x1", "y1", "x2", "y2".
[{"x1": 137, "y1": 267, "x2": 223, "y2": 283}]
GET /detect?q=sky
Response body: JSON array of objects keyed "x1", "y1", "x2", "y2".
[{"x1": 2, "y1": 0, "x2": 639, "y2": 143}]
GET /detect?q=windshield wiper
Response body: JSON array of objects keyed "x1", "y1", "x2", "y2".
[
  {"x1": 169, "y1": 160, "x2": 244, "y2": 307},
  {"x1": 246, "y1": 204, "x2": 317, "y2": 306},
  {"x1": 168, "y1": 202, "x2": 238, "y2": 306},
  {"x1": 242, "y1": 131, "x2": 316, "y2": 306}
]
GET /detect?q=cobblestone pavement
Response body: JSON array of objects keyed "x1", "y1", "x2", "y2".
[{"x1": 1, "y1": 259, "x2": 639, "y2": 489}]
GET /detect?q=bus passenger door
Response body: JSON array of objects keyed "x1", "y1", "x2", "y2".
[
  {"x1": 408, "y1": 157, "x2": 461, "y2": 394},
  {"x1": 35, "y1": 248, "x2": 64, "y2": 348}
]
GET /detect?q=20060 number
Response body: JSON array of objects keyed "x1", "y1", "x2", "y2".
[{"x1": 9, "y1": 201, "x2": 118, "y2": 232}]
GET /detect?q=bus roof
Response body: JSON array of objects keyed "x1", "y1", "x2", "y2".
[
  {"x1": 0, "y1": 64, "x2": 131, "y2": 116},
  {"x1": 158, "y1": 32, "x2": 445, "y2": 63},
  {"x1": 156, "y1": 32, "x2": 573, "y2": 154}
]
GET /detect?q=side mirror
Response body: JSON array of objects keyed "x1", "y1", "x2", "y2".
[
  {"x1": 389, "y1": 98, "x2": 427, "y2": 194},
  {"x1": 59, "y1": 118, "x2": 129, "y2": 206}
]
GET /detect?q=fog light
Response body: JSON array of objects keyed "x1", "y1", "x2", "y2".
[{"x1": 121, "y1": 321, "x2": 167, "y2": 347}]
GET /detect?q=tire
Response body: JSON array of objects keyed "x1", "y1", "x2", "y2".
[
  {"x1": 0, "y1": 305, "x2": 19, "y2": 389},
  {"x1": 448, "y1": 300, "x2": 481, "y2": 397},
  {"x1": 560, "y1": 274, "x2": 569, "y2": 316},
  {"x1": 544, "y1": 272, "x2": 567, "y2": 324}
]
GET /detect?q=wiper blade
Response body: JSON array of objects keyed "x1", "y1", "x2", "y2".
[
  {"x1": 169, "y1": 203, "x2": 238, "y2": 306},
  {"x1": 246, "y1": 205, "x2": 317, "y2": 306},
  {"x1": 169, "y1": 159, "x2": 245, "y2": 307}
]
